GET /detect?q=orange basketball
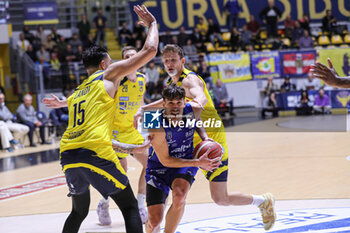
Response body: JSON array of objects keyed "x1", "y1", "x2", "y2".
[{"x1": 193, "y1": 140, "x2": 223, "y2": 160}]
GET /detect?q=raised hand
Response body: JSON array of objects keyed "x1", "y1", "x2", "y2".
[
  {"x1": 310, "y1": 58, "x2": 340, "y2": 87},
  {"x1": 42, "y1": 94, "x2": 67, "y2": 108},
  {"x1": 133, "y1": 5, "x2": 156, "y2": 28}
]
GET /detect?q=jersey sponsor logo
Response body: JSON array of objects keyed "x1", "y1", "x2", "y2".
[
  {"x1": 174, "y1": 207, "x2": 350, "y2": 233},
  {"x1": 119, "y1": 96, "x2": 129, "y2": 101},
  {"x1": 119, "y1": 102, "x2": 127, "y2": 110}
]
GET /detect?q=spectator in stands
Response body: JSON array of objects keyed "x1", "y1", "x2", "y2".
[
  {"x1": 261, "y1": 91, "x2": 279, "y2": 119},
  {"x1": 22, "y1": 26, "x2": 34, "y2": 44},
  {"x1": 93, "y1": 8, "x2": 108, "y2": 48},
  {"x1": 49, "y1": 91, "x2": 70, "y2": 137},
  {"x1": 16, "y1": 33, "x2": 30, "y2": 55},
  {"x1": 16, "y1": 94, "x2": 49, "y2": 147},
  {"x1": 299, "y1": 13, "x2": 310, "y2": 33},
  {"x1": 183, "y1": 39, "x2": 197, "y2": 56},
  {"x1": 57, "y1": 35, "x2": 68, "y2": 53},
  {"x1": 133, "y1": 21, "x2": 144, "y2": 40},
  {"x1": 241, "y1": 25, "x2": 253, "y2": 48},
  {"x1": 35, "y1": 25, "x2": 47, "y2": 44},
  {"x1": 160, "y1": 30, "x2": 173, "y2": 50},
  {"x1": 230, "y1": 27, "x2": 241, "y2": 51},
  {"x1": 302, "y1": 71, "x2": 320, "y2": 90},
  {"x1": 196, "y1": 17, "x2": 208, "y2": 39},
  {"x1": 265, "y1": 76, "x2": 279, "y2": 95},
  {"x1": 172, "y1": 35, "x2": 179, "y2": 45},
  {"x1": 284, "y1": 14, "x2": 295, "y2": 39},
  {"x1": 36, "y1": 45, "x2": 50, "y2": 63},
  {"x1": 144, "y1": 61, "x2": 161, "y2": 96},
  {"x1": 75, "y1": 45, "x2": 83, "y2": 61},
  {"x1": 292, "y1": 21, "x2": 304, "y2": 45},
  {"x1": 280, "y1": 76, "x2": 296, "y2": 92},
  {"x1": 44, "y1": 34, "x2": 57, "y2": 51},
  {"x1": 197, "y1": 60, "x2": 213, "y2": 87},
  {"x1": 207, "y1": 17, "x2": 224, "y2": 46},
  {"x1": 0, "y1": 121, "x2": 19, "y2": 152},
  {"x1": 118, "y1": 21, "x2": 132, "y2": 47},
  {"x1": 213, "y1": 79, "x2": 234, "y2": 116},
  {"x1": 77, "y1": 14, "x2": 91, "y2": 43},
  {"x1": 25, "y1": 44, "x2": 37, "y2": 62},
  {"x1": 62, "y1": 44, "x2": 77, "y2": 62},
  {"x1": 83, "y1": 33, "x2": 95, "y2": 50},
  {"x1": 259, "y1": 0, "x2": 282, "y2": 38},
  {"x1": 50, "y1": 52, "x2": 61, "y2": 71},
  {"x1": 322, "y1": 10, "x2": 337, "y2": 34},
  {"x1": 50, "y1": 26, "x2": 61, "y2": 43},
  {"x1": 186, "y1": 60, "x2": 197, "y2": 72},
  {"x1": 247, "y1": 15, "x2": 260, "y2": 37},
  {"x1": 69, "y1": 33, "x2": 83, "y2": 54},
  {"x1": 313, "y1": 88, "x2": 331, "y2": 114},
  {"x1": 0, "y1": 93, "x2": 29, "y2": 148},
  {"x1": 135, "y1": 39, "x2": 143, "y2": 51},
  {"x1": 178, "y1": 26, "x2": 188, "y2": 47},
  {"x1": 295, "y1": 90, "x2": 313, "y2": 116},
  {"x1": 299, "y1": 30, "x2": 314, "y2": 49},
  {"x1": 225, "y1": 0, "x2": 241, "y2": 31},
  {"x1": 191, "y1": 27, "x2": 205, "y2": 52}
]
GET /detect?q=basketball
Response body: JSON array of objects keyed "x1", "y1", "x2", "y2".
[{"x1": 193, "y1": 140, "x2": 223, "y2": 160}]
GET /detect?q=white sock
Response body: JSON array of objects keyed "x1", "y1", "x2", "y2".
[
  {"x1": 100, "y1": 197, "x2": 109, "y2": 204},
  {"x1": 251, "y1": 195, "x2": 265, "y2": 207},
  {"x1": 137, "y1": 193, "x2": 146, "y2": 209}
]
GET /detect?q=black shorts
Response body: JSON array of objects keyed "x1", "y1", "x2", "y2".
[{"x1": 146, "y1": 173, "x2": 194, "y2": 206}]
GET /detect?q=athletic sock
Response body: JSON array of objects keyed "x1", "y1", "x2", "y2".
[
  {"x1": 251, "y1": 195, "x2": 265, "y2": 207},
  {"x1": 137, "y1": 193, "x2": 146, "y2": 209}
]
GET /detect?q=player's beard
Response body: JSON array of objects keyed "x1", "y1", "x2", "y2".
[{"x1": 167, "y1": 69, "x2": 178, "y2": 77}]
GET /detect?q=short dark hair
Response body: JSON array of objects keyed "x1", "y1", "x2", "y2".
[
  {"x1": 162, "y1": 84, "x2": 185, "y2": 101},
  {"x1": 121, "y1": 46, "x2": 137, "y2": 59},
  {"x1": 161, "y1": 44, "x2": 184, "y2": 59},
  {"x1": 82, "y1": 46, "x2": 108, "y2": 69}
]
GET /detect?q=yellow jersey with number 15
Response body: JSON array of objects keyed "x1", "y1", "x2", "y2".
[{"x1": 60, "y1": 70, "x2": 118, "y2": 163}]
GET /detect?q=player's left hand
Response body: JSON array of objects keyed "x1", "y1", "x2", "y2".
[
  {"x1": 43, "y1": 94, "x2": 67, "y2": 108},
  {"x1": 311, "y1": 58, "x2": 340, "y2": 87},
  {"x1": 133, "y1": 5, "x2": 156, "y2": 28}
]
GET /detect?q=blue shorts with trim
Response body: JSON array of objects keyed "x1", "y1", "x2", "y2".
[
  {"x1": 60, "y1": 148, "x2": 129, "y2": 199},
  {"x1": 145, "y1": 162, "x2": 198, "y2": 196}
]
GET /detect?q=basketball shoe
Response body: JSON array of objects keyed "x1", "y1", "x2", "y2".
[
  {"x1": 97, "y1": 198, "x2": 111, "y2": 225},
  {"x1": 258, "y1": 193, "x2": 276, "y2": 230}
]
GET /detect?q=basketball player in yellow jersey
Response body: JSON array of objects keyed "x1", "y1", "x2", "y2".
[
  {"x1": 134, "y1": 44, "x2": 276, "y2": 231},
  {"x1": 97, "y1": 46, "x2": 149, "y2": 225},
  {"x1": 43, "y1": 5, "x2": 158, "y2": 233}
]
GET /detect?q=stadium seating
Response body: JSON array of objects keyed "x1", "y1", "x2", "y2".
[
  {"x1": 222, "y1": 32, "x2": 231, "y2": 41},
  {"x1": 331, "y1": 35, "x2": 343, "y2": 45},
  {"x1": 318, "y1": 35, "x2": 330, "y2": 46},
  {"x1": 281, "y1": 38, "x2": 291, "y2": 48},
  {"x1": 204, "y1": 42, "x2": 216, "y2": 52},
  {"x1": 344, "y1": 34, "x2": 350, "y2": 44},
  {"x1": 260, "y1": 30, "x2": 267, "y2": 39}
]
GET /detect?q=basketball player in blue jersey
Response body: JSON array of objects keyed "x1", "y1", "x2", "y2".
[
  {"x1": 42, "y1": 5, "x2": 158, "y2": 233},
  {"x1": 135, "y1": 44, "x2": 276, "y2": 231},
  {"x1": 145, "y1": 84, "x2": 221, "y2": 233},
  {"x1": 97, "y1": 46, "x2": 149, "y2": 225}
]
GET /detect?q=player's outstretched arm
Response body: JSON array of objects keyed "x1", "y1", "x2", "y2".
[
  {"x1": 182, "y1": 74, "x2": 207, "y2": 109},
  {"x1": 104, "y1": 5, "x2": 158, "y2": 85},
  {"x1": 150, "y1": 128, "x2": 220, "y2": 171},
  {"x1": 311, "y1": 58, "x2": 350, "y2": 88},
  {"x1": 191, "y1": 103, "x2": 210, "y2": 141},
  {"x1": 42, "y1": 94, "x2": 68, "y2": 108},
  {"x1": 112, "y1": 136, "x2": 151, "y2": 154}
]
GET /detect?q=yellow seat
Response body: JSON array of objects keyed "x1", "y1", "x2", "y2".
[
  {"x1": 331, "y1": 35, "x2": 343, "y2": 45},
  {"x1": 281, "y1": 38, "x2": 291, "y2": 47},
  {"x1": 205, "y1": 42, "x2": 215, "y2": 52},
  {"x1": 344, "y1": 34, "x2": 350, "y2": 44},
  {"x1": 222, "y1": 32, "x2": 231, "y2": 41},
  {"x1": 260, "y1": 30, "x2": 267, "y2": 39},
  {"x1": 318, "y1": 36, "x2": 330, "y2": 46}
]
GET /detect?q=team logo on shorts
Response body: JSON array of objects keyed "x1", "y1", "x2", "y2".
[{"x1": 143, "y1": 110, "x2": 162, "y2": 129}]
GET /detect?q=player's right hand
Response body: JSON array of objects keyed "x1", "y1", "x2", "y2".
[
  {"x1": 42, "y1": 94, "x2": 67, "y2": 108},
  {"x1": 133, "y1": 108, "x2": 143, "y2": 129},
  {"x1": 198, "y1": 149, "x2": 221, "y2": 172},
  {"x1": 311, "y1": 58, "x2": 340, "y2": 87},
  {"x1": 133, "y1": 5, "x2": 156, "y2": 28}
]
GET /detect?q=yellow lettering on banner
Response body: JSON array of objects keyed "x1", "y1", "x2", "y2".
[
  {"x1": 144, "y1": 1, "x2": 157, "y2": 8},
  {"x1": 161, "y1": 0, "x2": 184, "y2": 29},
  {"x1": 211, "y1": 0, "x2": 226, "y2": 25},
  {"x1": 279, "y1": 0, "x2": 291, "y2": 21},
  {"x1": 297, "y1": 0, "x2": 304, "y2": 20},
  {"x1": 309, "y1": 0, "x2": 331, "y2": 19},
  {"x1": 238, "y1": 0, "x2": 250, "y2": 22},
  {"x1": 187, "y1": 0, "x2": 208, "y2": 27},
  {"x1": 339, "y1": 0, "x2": 350, "y2": 17}
]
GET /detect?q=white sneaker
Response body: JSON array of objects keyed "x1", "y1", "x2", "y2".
[
  {"x1": 97, "y1": 199, "x2": 111, "y2": 225},
  {"x1": 258, "y1": 193, "x2": 276, "y2": 231},
  {"x1": 139, "y1": 207, "x2": 148, "y2": 224}
]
